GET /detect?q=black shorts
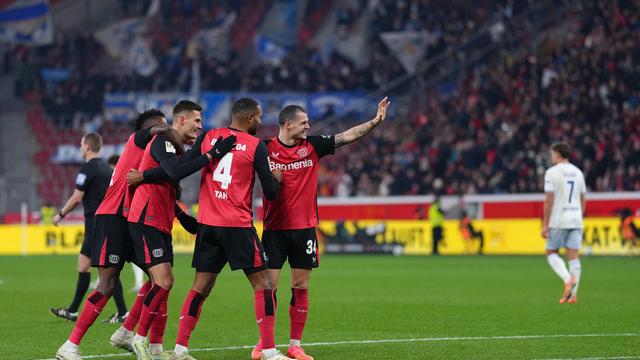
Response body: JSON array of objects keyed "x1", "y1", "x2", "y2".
[
  {"x1": 262, "y1": 228, "x2": 319, "y2": 269},
  {"x1": 80, "y1": 216, "x2": 94, "y2": 257},
  {"x1": 129, "y1": 222, "x2": 173, "y2": 268},
  {"x1": 432, "y1": 226, "x2": 443, "y2": 241},
  {"x1": 192, "y1": 225, "x2": 268, "y2": 274},
  {"x1": 91, "y1": 214, "x2": 134, "y2": 268}
]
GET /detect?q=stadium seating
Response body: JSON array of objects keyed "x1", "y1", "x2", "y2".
[{"x1": 8, "y1": 0, "x2": 640, "y2": 208}]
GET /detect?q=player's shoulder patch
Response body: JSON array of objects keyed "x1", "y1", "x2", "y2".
[
  {"x1": 76, "y1": 173, "x2": 87, "y2": 186},
  {"x1": 165, "y1": 141, "x2": 176, "y2": 153}
]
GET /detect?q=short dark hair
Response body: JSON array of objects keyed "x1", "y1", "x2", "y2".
[
  {"x1": 278, "y1": 105, "x2": 306, "y2": 125},
  {"x1": 107, "y1": 154, "x2": 120, "y2": 166},
  {"x1": 82, "y1": 133, "x2": 102, "y2": 152},
  {"x1": 231, "y1": 98, "x2": 260, "y2": 119},
  {"x1": 134, "y1": 109, "x2": 165, "y2": 131},
  {"x1": 551, "y1": 142, "x2": 571, "y2": 159},
  {"x1": 173, "y1": 100, "x2": 202, "y2": 116}
]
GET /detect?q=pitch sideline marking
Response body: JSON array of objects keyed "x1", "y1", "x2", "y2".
[
  {"x1": 35, "y1": 333, "x2": 640, "y2": 360},
  {"x1": 536, "y1": 357, "x2": 640, "y2": 360}
]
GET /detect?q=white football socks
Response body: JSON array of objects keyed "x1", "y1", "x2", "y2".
[
  {"x1": 290, "y1": 339, "x2": 301, "y2": 347},
  {"x1": 174, "y1": 344, "x2": 189, "y2": 356},
  {"x1": 262, "y1": 348, "x2": 277, "y2": 357},
  {"x1": 121, "y1": 326, "x2": 133, "y2": 336},
  {"x1": 568, "y1": 258, "x2": 582, "y2": 295},
  {"x1": 149, "y1": 343, "x2": 163, "y2": 355},
  {"x1": 63, "y1": 340, "x2": 79, "y2": 350},
  {"x1": 547, "y1": 253, "x2": 571, "y2": 283}
]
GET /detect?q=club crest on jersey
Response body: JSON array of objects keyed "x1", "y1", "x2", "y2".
[
  {"x1": 109, "y1": 254, "x2": 120, "y2": 264},
  {"x1": 152, "y1": 248, "x2": 163, "y2": 258},
  {"x1": 297, "y1": 148, "x2": 308, "y2": 158},
  {"x1": 165, "y1": 141, "x2": 176, "y2": 153}
]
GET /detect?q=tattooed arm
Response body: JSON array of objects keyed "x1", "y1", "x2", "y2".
[{"x1": 334, "y1": 97, "x2": 390, "y2": 148}]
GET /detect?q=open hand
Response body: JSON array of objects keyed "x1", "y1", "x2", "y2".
[{"x1": 374, "y1": 97, "x2": 391, "y2": 125}]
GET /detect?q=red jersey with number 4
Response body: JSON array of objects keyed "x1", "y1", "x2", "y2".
[
  {"x1": 263, "y1": 135, "x2": 334, "y2": 230},
  {"x1": 96, "y1": 133, "x2": 143, "y2": 217},
  {"x1": 199, "y1": 128, "x2": 260, "y2": 227},
  {"x1": 127, "y1": 135, "x2": 176, "y2": 233}
]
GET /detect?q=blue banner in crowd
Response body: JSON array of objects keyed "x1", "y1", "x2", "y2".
[
  {"x1": 104, "y1": 92, "x2": 370, "y2": 128},
  {"x1": 51, "y1": 144, "x2": 125, "y2": 164},
  {"x1": 0, "y1": 0, "x2": 53, "y2": 45}
]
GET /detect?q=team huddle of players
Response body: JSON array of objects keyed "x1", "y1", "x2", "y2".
[{"x1": 54, "y1": 97, "x2": 391, "y2": 360}]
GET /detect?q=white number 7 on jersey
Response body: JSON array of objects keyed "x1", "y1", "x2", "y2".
[{"x1": 213, "y1": 153, "x2": 233, "y2": 189}]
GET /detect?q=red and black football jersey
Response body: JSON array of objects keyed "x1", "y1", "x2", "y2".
[
  {"x1": 96, "y1": 129, "x2": 151, "y2": 217},
  {"x1": 262, "y1": 135, "x2": 334, "y2": 230},
  {"x1": 198, "y1": 128, "x2": 262, "y2": 227},
  {"x1": 127, "y1": 134, "x2": 178, "y2": 233}
]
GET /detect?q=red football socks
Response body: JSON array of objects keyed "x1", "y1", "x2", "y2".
[
  {"x1": 255, "y1": 289, "x2": 276, "y2": 349},
  {"x1": 136, "y1": 285, "x2": 169, "y2": 337},
  {"x1": 69, "y1": 291, "x2": 109, "y2": 345},
  {"x1": 176, "y1": 290, "x2": 206, "y2": 347},
  {"x1": 149, "y1": 294, "x2": 168, "y2": 344},
  {"x1": 123, "y1": 280, "x2": 152, "y2": 332},
  {"x1": 289, "y1": 288, "x2": 309, "y2": 341}
]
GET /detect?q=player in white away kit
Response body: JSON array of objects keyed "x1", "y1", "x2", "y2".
[{"x1": 541, "y1": 142, "x2": 586, "y2": 304}]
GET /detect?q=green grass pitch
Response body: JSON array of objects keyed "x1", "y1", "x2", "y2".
[{"x1": 0, "y1": 255, "x2": 638, "y2": 359}]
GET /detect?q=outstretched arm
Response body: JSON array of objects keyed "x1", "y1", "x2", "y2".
[{"x1": 334, "y1": 97, "x2": 390, "y2": 148}]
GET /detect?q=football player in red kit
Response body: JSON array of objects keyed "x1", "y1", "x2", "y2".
[
  {"x1": 252, "y1": 97, "x2": 390, "y2": 360},
  {"x1": 125, "y1": 101, "x2": 236, "y2": 360},
  {"x1": 160, "y1": 98, "x2": 288, "y2": 360}
]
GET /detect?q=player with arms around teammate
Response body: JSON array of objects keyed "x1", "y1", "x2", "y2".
[
  {"x1": 54, "y1": 111, "x2": 173, "y2": 359},
  {"x1": 127, "y1": 101, "x2": 236, "y2": 360},
  {"x1": 252, "y1": 97, "x2": 390, "y2": 360},
  {"x1": 162, "y1": 98, "x2": 286, "y2": 360},
  {"x1": 50, "y1": 133, "x2": 129, "y2": 325},
  {"x1": 542, "y1": 142, "x2": 586, "y2": 304}
]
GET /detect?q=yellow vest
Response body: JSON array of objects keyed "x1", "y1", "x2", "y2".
[
  {"x1": 41, "y1": 206, "x2": 56, "y2": 225},
  {"x1": 190, "y1": 203, "x2": 199, "y2": 217},
  {"x1": 429, "y1": 203, "x2": 444, "y2": 227}
]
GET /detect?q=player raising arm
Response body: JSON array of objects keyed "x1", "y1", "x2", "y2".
[{"x1": 252, "y1": 97, "x2": 390, "y2": 360}]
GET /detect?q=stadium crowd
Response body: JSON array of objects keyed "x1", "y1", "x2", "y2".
[
  {"x1": 4, "y1": 0, "x2": 639, "y2": 197},
  {"x1": 318, "y1": 0, "x2": 640, "y2": 196},
  {"x1": 6, "y1": 0, "x2": 519, "y2": 124}
]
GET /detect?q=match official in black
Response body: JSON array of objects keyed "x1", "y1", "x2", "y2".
[{"x1": 49, "y1": 133, "x2": 129, "y2": 323}]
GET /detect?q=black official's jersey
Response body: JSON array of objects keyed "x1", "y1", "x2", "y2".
[{"x1": 75, "y1": 158, "x2": 112, "y2": 217}]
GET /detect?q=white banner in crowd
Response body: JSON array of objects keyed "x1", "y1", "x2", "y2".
[
  {"x1": 310, "y1": 2, "x2": 370, "y2": 68},
  {"x1": 93, "y1": 0, "x2": 161, "y2": 77},
  {"x1": 94, "y1": 17, "x2": 146, "y2": 58},
  {"x1": 127, "y1": 37, "x2": 158, "y2": 77},
  {"x1": 380, "y1": 31, "x2": 437, "y2": 74},
  {"x1": 192, "y1": 13, "x2": 236, "y2": 61}
]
